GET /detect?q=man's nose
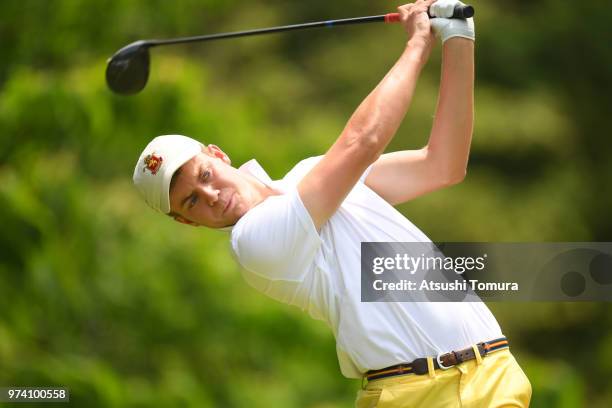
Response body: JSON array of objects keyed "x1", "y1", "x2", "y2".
[{"x1": 201, "y1": 185, "x2": 220, "y2": 207}]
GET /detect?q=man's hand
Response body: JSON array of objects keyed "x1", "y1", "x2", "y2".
[
  {"x1": 397, "y1": 0, "x2": 437, "y2": 46},
  {"x1": 430, "y1": 0, "x2": 475, "y2": 43}
]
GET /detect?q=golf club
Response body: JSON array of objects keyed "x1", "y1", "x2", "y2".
[{"x1": 106, "y1": 4, "x2": 474, "y2": 95}]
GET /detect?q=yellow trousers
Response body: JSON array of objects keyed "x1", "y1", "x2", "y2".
[{"x1": 355, "y1": 349, "x2": 531, "y2": 408}]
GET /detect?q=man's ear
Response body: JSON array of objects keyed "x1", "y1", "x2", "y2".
[
  {"x1": 206, "y1": 144, "x2": 231, "y2": 165},
  {"x1": 173, "y1": 215, "x2": 198, "y2": 227}
]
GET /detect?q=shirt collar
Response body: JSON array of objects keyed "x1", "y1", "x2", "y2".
[{"x1": 238, "y1": 159, "x2": 273, "y2": 187}]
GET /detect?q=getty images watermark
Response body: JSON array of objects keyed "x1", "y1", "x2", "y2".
[{"x1": 360, "y1": 242, "x2": 612, "y2": 302}]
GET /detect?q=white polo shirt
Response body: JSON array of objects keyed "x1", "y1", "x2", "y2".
[{"x1": 230, "y1": 156, "x2": 503, "y2": 379}]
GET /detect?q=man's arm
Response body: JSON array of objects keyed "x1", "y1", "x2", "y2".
[
  {"x1": 298, "y1": 1, "x2": 437, "y2": 230},
  {"x1": 364, "y1": 37, "x2": 475, "y2": 205}
]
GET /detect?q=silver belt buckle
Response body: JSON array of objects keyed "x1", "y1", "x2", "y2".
[{"x1": 436, "y1": 352, "x2": 453, "y2": 370}]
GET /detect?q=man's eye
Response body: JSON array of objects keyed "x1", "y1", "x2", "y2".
[
  {"x1": 202, "y1": 170, "x2": 211, "y2": 181},
  {"x1": 189, "y1": 194, "x2": 198, "y2": 208}
]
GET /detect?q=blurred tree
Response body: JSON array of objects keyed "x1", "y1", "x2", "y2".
[{"x1": 1, "y1": 1, "x2": 611, "y2": 407}]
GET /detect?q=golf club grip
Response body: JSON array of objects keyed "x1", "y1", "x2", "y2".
[{"x1": 384, "y1": 4, "x2": 474, "y2": 23}]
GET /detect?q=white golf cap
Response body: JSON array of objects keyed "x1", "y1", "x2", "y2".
[{"x1": 133, "y1": 135, "x2": 204, "y2": 214}]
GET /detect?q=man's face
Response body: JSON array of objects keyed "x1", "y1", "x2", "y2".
[{"x1": 169, "y1": 145, "x2": 255, "y2": 228}]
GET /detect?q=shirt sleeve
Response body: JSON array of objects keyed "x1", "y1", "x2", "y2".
[
  {"x1": 230, "y1": 186, "x2": 322, "y2": 282},
  {"x1": 360, "y1": 163, "x2": 374, "y2": 183}
]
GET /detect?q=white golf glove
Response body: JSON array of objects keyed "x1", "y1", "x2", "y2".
[{"x1": 429, "y1": 0, "x2": 475, "y2": 43}]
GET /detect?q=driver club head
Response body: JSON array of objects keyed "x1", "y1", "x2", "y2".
[{"x1": 106, "y1": 40, "x2": 151, "y2": 95}]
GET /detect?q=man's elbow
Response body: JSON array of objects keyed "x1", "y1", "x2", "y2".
[
  {"x1": 424, "y1": 148, "x2": 468, "y2": 188},
  {"x1": 439, "y1": 168, "x2": 467, "y2": 187}
]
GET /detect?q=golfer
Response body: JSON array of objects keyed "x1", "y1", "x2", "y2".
[{"x1": 133, "y1": 1, "x2": 531, "y2": 406}]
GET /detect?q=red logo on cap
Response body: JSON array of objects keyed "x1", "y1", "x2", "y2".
[{"x1": 143, "y1": 154, "x2": 163, "y2": 175}]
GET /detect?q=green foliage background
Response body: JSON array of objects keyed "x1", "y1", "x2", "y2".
[{"x1": 1, "y1": 0, "x2": 611, "y2": 406}]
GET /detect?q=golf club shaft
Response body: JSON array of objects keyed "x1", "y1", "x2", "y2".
[{"x1": 147, "y1": 5, "x2": 474, "y2": 47}]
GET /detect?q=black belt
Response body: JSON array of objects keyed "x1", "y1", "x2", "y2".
[{"x1": 365, "y1": 337, "x2": 509, "y2": 381}]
